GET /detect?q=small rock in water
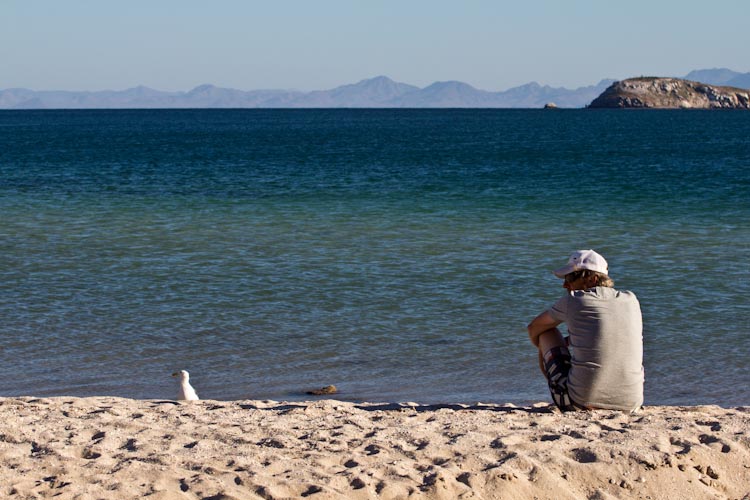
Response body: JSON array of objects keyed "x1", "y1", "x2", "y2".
[{"x1": 306, "y1": 385, "x2": 338, "y2": 396}]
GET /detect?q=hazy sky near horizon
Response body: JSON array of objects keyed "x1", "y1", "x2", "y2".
[{"x1": 3, "y1": 0, "x2": 748, "y2": 92}]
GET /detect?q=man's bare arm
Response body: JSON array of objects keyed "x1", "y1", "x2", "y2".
[{"x1": 527, "y1": 311, "x2": 562, "y2": 347}]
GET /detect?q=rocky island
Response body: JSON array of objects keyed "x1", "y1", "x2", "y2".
[{"x1": 589, "y1": 77, "x2": 750, "y2": 109}]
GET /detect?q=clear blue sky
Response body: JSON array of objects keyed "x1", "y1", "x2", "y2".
[{"x1": 2, "y1": 0, "x2": 748, "y2": 92}]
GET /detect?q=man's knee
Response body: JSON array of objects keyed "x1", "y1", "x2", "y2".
[{"x1": 537, "y1": 327, "x2": 565, "y2": 355}]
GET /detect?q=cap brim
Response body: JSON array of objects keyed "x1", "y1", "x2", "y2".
[{"x1": 553, "y1": 264, "x2": 576, "y2": 278}]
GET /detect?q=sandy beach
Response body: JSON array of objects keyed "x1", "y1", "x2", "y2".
[{"x1": 1, "y1": 397, "x2": 748, "y2": 499}]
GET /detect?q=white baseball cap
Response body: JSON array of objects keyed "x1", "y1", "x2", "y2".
[{"x1": 553, "y1": 249, "x2": 609, "y2": 278}]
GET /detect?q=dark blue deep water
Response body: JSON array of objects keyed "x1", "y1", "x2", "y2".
[{"x1": 1, "y1": 109, "x2": 748, "y2": 406}]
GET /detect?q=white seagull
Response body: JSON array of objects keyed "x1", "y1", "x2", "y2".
[{"x1": 172, "y1": 370, "x2": 200, "y2": 401}]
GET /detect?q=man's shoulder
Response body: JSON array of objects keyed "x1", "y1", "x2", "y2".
[
  {"x1": 574, "y1": 287, "x2": 638, "y2": 301},
  {"x1": 613, "y1": 288, "x2": 639, "y2": 302}
]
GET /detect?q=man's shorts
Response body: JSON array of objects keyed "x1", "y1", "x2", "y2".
[{"x1": 543, "y1": 346, "x2": 587, "y2": 411}]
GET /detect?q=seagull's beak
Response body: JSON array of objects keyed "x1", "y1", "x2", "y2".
[{"x1": 171, "y1": 372, "x2": 179, "y2": 377}]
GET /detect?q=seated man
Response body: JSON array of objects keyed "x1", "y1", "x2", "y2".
[{"x1": 527, "y1": 250, "x2": 644, "y2": 411}]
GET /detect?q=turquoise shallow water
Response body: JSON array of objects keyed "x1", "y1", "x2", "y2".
[{"x1": 0, "y1": 109, "x2": 748, "y2": 405}]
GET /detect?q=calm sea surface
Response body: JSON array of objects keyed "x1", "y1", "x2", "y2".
[{"x1": 1, "y1": 109, "x2": 748, "y2": 406}]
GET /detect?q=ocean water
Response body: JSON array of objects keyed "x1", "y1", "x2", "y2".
[{"x1": 1, "y1": 109, "x2": 748, "y2": 406}]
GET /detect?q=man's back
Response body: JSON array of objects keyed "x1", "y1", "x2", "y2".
[{"x1": 550, "y1": 286, "x2": 644, "y2": 411}]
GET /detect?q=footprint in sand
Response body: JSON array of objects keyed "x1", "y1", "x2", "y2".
[
  {"x1": 81, "y1": 447, "x2": 101, "y2": 460},
  {"x1": 540, "y1": 434, "x2": 561, "y2": 442},
  {"x1": 698, "y1": 434, "x2": 732, "y2": 453},
  {"x1": 456, "y1": 472, "x2": 472, "y2": 487},
  {"x1": 571, "y1": 447, "x2": 597, "y2": 463},
  {"x1": 697, "y1": 420, "x2": 722, "y2": 432},
  {"x1": 31, "y1": 441, "x2": 53, "y2": 457},
  {"x1": 38, "y1": 476, "x2": 72, "y2": 490},
  {"x1": 300, "y1": 485, "x2": 323, "y2": 497},
  {"x1": 350, "y1": 477, "x2": 366, "y2": 490},
  {"x1": 91, "y1": 431, "x2": 106, "y2": 444},
  {"x1": 413, "y1": 439, "x2": 430, "y2": 451},
  {"x1": 670, "y1": 437, "x2": 692, "y2": 454},
  {"x1": 489, "y1": 438, "x2": 505, "y2": 449},
  {"x1": 364, "y1": 444, "x2": 380, "y2": 455},
  {"x1": 121, "y1": 438, "x2": 138, "y2": 452}
]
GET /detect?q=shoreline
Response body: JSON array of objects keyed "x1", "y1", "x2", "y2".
[{"x1": 1, "y1": 397, "x2": 748, "y2": 499}]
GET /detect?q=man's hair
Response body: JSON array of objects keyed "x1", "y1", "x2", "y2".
[{"x1": 573, "y1": 269, "x2": 615, "y2": 288}]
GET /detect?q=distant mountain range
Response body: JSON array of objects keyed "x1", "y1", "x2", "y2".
[
  {"x1": 683, "y1": 68, "x2": 750, "y2": 89},
  {"x1": 0, "y1": 77, "x2": 613, "y2": 109},
  {"x1": 1, "y1": 68, "x2": 747, "y2": 109}
]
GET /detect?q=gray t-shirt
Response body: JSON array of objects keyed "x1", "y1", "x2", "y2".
[{"x1": 548, "y1": 286, "x2": 644, "y2": 411}]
